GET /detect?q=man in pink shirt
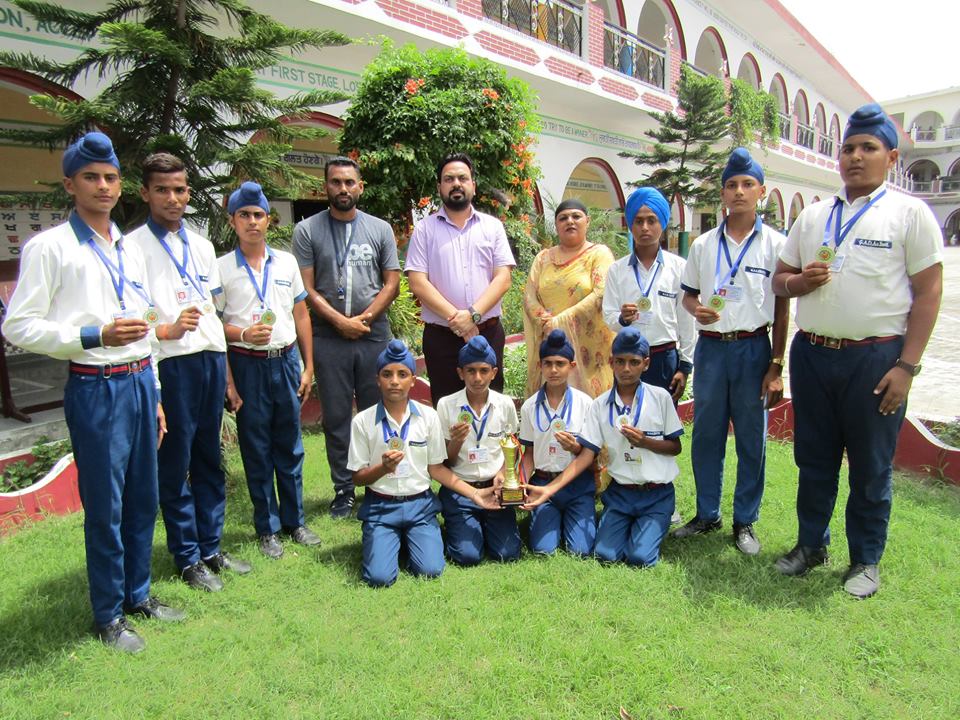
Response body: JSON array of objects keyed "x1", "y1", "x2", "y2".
[{"x1": 406, "y1": 153, "x2": 516, "y2": 405}]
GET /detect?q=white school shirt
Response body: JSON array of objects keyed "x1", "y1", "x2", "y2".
[
  {"x1": 436, "y1": 388, "x2": 519, "y2": 481},
  {"x1": 347, "y1": 400, "x2": 447, "y2": 496},
  {"x1": 217, "y1": 246, "x2": 307, "y2": 350},
  {"x1": 603, "y1": 250, "x2": 696, "y2": 368},
  {"x1": 681, "y1": 222, "x2": 785, "y2": 333},
  {"x1": 780, "y1": 187, "x2": 943, "y2": 339},
  {"x1": 518, "y1": 384, "x2": 592, "y2": 472},
  {"x1": 2, "y1": 213, "x2": 156, "y2": 368},
  {"x1": 127, "y1": 220, "x2": 226, "y2": 362},
  {"x1": 577, "y1": 382, "x2": 683, "y2": 485}
]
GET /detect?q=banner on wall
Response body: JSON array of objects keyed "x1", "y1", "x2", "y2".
[{"x1": 0, "y1": 199, "x2": 68, "y2": 261}]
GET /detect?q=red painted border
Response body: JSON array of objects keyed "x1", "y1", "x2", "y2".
[{"x1": 0, "y1": 455, "x2": 80, "y2": 534}]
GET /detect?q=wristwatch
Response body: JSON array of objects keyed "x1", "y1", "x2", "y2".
[
  {"x1": 771, "y1": 357, "x2": 785, "y2": 367},
  {"x1": 895, "y1": 358, "x2": 921, "y2": 376},
  {"x1": 468, "y1": 305, "x2": 482, "y2": 325}
]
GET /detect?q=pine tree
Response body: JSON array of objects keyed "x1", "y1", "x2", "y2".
[
  {"x1": 620, "y1": 65, "x2": 730, "y2": 229},
  {"x1": 0, "y1": 0, "x2": 350, "y2": 245}
]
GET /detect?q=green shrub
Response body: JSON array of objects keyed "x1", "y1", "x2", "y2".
[
  {"x1": 501, "y1": 342, "x2": 527, "y2": 399},
  {"x1": 0, "y1": 437, "x2": 72, "y2": 494}
]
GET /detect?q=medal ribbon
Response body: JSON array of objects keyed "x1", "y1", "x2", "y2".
[
  {"x1": 150, "y1": 219, "x2": 207, "y2": 300},
  {"x1": 235, "y1": 247, "x2": 272, "y2": 309},
  {"x1": 534, "y1": 386, "x2": 572, "y2": 433},
  {"x1": 607, "y1": 384, "x2": 645, "y2": 428},
  {"x1": 87, "y1": 239, "x2": 153, "y2": 311},
  {"x1": 713, "y1": 216, "x2": 761, "y2": 294},
  {"x1": 820, "y1": 190, "x2": 886, "y2": 251},
  {"x1": 461, "y1": 404, "x2": 491, "y2": 444},
  {"x1": 631, "y1": 250, "x2": 663, "y2": 300},
  {"x1": 380, "y1": 403, "x2": 413, "y2": 445}
]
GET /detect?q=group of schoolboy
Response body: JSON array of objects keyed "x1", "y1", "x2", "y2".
[{"x1": 2, "y1": 101, "x2": 942, "y2": 653}]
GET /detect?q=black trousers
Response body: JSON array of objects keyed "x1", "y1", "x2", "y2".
[{"x1": 422, "y1": 319, "x2": 505, "y2": 406}]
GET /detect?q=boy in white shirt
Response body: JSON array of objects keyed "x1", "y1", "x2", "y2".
[
  {"x1": 526, "y1": 327, "x2": 683, "y2": 567},
  {"x1": 518, "y1": 329, "x2": 595, "y2": 556},
  {"x1": 348, "y1": 340, "x2": 499, "y2": 587},
  {"x1": 435, "y1": 336, "x2": 520, "y2": 564}
]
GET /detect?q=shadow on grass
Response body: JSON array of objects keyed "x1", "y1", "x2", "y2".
[{"x1": 0, "y1": 567, "x2": 91, "y2": 673}]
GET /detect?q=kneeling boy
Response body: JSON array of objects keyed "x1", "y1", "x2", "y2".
[
  {"x1": 526, "y1": 327, "x2": 683, "y2": 566},
  {"x1": 519, "y1": 330, "x2": 595, "y2": 555},
  {"x1": 436, "y1": 336, "x2": 521, "y2": 565},
  {"x1": 348, "y1": 340, "x2": 499, "y2": 586}
]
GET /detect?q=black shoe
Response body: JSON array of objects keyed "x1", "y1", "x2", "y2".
[
  {"x1": 259, "y1": 533, "x2": 284, "y2": 559},
  {"x1": 733, "y1": 523, "x2": 761, "y2": 556},
  {"x1": 286, "y1": 525, "x2": 322, "y2": 546},
  {"x1": 181, "y1": 562, "x2": 224, "y2": 592},
  {"x1": 775, "y1": 544, "x2": 829, "y2": 576},
  {"x1": 670, "y1": 516, "x2": 722, "y2": 538},
  {"x1": 96, "y1": 617, "x2": 145, "y2": 653},
  {"x1": 204, "y1": 552, "x2": 252, "y2": 575},
  {"x1": 124, "y1": 597, "x2": 186, "y2": 622},
  {"x1": 330, "y1": 491, "x2": 355, "y2": 520}
]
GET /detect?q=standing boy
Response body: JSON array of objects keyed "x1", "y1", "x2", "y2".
[
  {"x1": 3, "y1": 132, "x2": 183, "y2": 652},
  {"x1": 772, "y1": 104, "x2": 942, "y2": 598},
  {"x1": 526, "y1": 327, "x2": 683, "y2": 566},
  {"x1": 518, "y1": 329, "x2": 595, "y2": 556},
  {"x1": 674, "y1": 148, "x2": 788, "y2": 556},
  {"x1": 435, "y1": 335, "x2": 520, "y2": 564},
  {"x1": 127, "y1": 153, "x2": 251, "y2": 592},
  {"x1": 217, "y1": 182, "x2": 319, "y2": 559},
  {"x1": 347, "y1": 340, "x2": 500, "y2": 587}
]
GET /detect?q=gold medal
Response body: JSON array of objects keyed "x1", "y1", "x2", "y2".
[
  {"x1": 260, "y1": 309, "x2": 277, "y2": 326},
  {"x1": 202, "y1": 302, "x2": 215, "y2": 315},
  {"x1": 637, "y1": 297, "x2": 652, "y2": 312},
  {"x1": 457, "y1": 410, "x2": 473, "y2": 424},
  {"x1": 617, "y1": 415, "x2": 630, "y2": 427},
  {"x1": 551, "y1": 418, "x2": 566, "y2": 432},
  {"x1": 708, "y1": 294, "x2": 725, "y2": 312},
  {"x1": 816, "y1": 246, "x2": 836, "y2": 264},
  {"x1": 387, "y1": 436, "x2": 404, "y2": 452},
  {"x1": 143, "y1": 308, "x2": 160, "y2": 326}
]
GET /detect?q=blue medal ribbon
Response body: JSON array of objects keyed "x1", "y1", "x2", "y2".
[
  {"x1": 607, "y1": 383, "x2": 645, "y2": 428},
  {"x1": 149, "y1": 219, "x2": 207, "y2": 300},
  {"x1": 380, "y1": 403, "x2": 413, "y2": 445},
  {"x1": 534, "y1": 386, "x2": 572, "y2": 433},
  {"x1": 631, "y1": 250, "x2": 663, "y2": 300},
  {"x1": 235, "y1": 247, "x2": 272, "y2": 309},
  {"x1": 713, "y1": 216, "x2": 761, "y2": 294},
  {"x1": 87, "y1": 239, "x2": 153, "y2": 311},
  {"x1": 461, "y1": 404, "x2": 491, "y2": 444},
  {"x1": 821, "y1": 190, "x2": 886, "y2": 252}
]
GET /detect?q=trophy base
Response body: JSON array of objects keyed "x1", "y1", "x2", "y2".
[{"x1": 500, "y1": 486, "x2": 525, "y2": 506}]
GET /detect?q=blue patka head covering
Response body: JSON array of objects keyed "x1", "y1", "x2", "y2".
[
  {"x1": 227, "y1": 181, "x2": 270, "y2": 215},
  {"x1": 62, "y1": 132, "x2": 120, "y2": 177},
  {"x1": 722, "y1": 147, "x2": 765, "y2": 184},
  {"x1": 611, "y1": 326, "x2": 650, "y2": 358},
  {"x1": 843, "y1": 103, "x2": 899, "y2": 149},
  {"x1": 458, "y1": 336, "x2": 497, "y2": 368},
  {"x1": 539, "y1": 329, "x2": 575, "y2": 361},
  {"x1": 377, "y1": 339, "x2": 416, "y2": 374}
]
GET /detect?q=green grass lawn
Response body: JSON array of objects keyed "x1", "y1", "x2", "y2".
[{"x1": 1, "y1": 430, "x2": 958, "y2": 720}]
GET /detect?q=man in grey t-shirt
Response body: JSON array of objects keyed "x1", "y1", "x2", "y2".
[{"x1": 292, "y1": 157, "x2": 400, "y2": 518}]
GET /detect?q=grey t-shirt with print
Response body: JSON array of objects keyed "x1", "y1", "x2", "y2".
[{"x1": 292, "y1": 209, "x2": 400, "y2": 342}]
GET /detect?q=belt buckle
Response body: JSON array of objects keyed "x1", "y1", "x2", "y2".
[
  {"x1": 720, "y1": 331, "x2": 737, "y2": 342},
  {"x1": 102, "y1": 363, "x2": 114, "y2": 378},
  {"x1": 129, "y1": 360, "x2": 140, "y2": 373},
  {"x1": 266, "y1": 348, "x2": 282, "y2": 359},
  {"x1": 824, "y1": 336, "x2": 842, "y2": 350}
]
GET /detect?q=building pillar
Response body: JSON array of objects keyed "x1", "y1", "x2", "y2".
[{"x1": 585, "y1": 0, "x2": 605, "y2": 67}]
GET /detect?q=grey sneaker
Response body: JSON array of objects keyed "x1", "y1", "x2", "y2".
[
  {"x1": 843, "y1": 563, "x2": 880, "y2": 599},
  {"x1": 96, "y1": 617, "x2": 145, "y2": 654},
  {"x1": 775, "y1": 544, "x2": 829, "y2": 576},
  {"x1": 733, "y1": 523, "x2": 761, "y2": 556},
  {"x1": 670, "y1": 510, "x2": 682, "y2": 525}
]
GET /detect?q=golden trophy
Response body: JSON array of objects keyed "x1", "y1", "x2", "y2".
[{"x1": 499, "y1": 435, "x2": 525, "y2": 506}]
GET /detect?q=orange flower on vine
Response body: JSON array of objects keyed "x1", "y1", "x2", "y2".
[
  {"x1": 481, "y1": 88, "x2": 500, "y2": 101},
  {"x1": 417, "y1": 196, "x2": 432, "y2": 209},
  {"x1": 405, "y1": 78, "x2": 425, "y2": 95}
]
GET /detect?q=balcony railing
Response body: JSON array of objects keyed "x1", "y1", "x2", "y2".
[
  {"x1": 602, "y1": 23, "x2": 666, "y2": 89},
  {"x1": 778, "y1": 112, "x2": 792, "y2": 142},
  {"x1": 911, "y1": 124, "x2": 960, "y2": 142},
  {"x1": 796, "y1": 121, "x2": 815, "y2": 150},
  {"x1": 946, "y1": 125, "x2": 960, "y2": 140},
  {"x1": 682, "y1": 61, "x2": 709, "y2": 78},
  {"x1": 818, "y1": 135, "x2": 834, "y2": 157},
  {"x1": 482, "y1": 0, "x2": 583, "y2": 55},
  {"x1": 916, "y1": 129, "x2": 937, "y2": 142}
]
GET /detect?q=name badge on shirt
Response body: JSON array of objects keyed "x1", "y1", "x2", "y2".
[
  {"x1": 113, "y1": 309, "x2": 139, "y2": 321},
  {"x1": 547, "y1": 442, "x2": 567, "y2": 459},
  {"x1": 720, "y1": 284, "x2": 744, "y2": 303},
  {"x1": 623, "y1": 450, "x2": 643, "y2": 464},
  {"x1": 389, "y1": 460, "x2": 412, "y2": 479},
  {"x1": 175, "y1": 285, "x2": 200, "y2": 307},
  {"x1": 829, "y1": 254, "x2": 846, "y2": 273},
  {"x1": 637, "y1": 310, "x2": 654, "y2": 325},
  {"x1": 467, "y1": 446, "x2": 490, "y2": 464}
]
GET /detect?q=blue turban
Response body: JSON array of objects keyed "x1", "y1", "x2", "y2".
[
  {"x1": 458, "y1": 335, "x2": 497, "y2": 368},
  {"x1": 62, "y1": 132, "x2": 119, "y2": 178},
  {"x1": 539, "y1": 329, "x2": 575, "y2": 361},
  {"x1": 625, "y1": 187, "x2": 670, "y2": 230},
  {"x1": 227, "y1": 181, "x2": 270, "y2": 215},
  {"x1": 611, "y1": 327, "x2": 650, "y2": 358},
  {"x1": 722, "y1": 147, "x2": 764, "y2": 185},
  {"x1": 377, "y1": 339, "x2": 416, "y2": 374},
  {"x1": 843, "y1": 103, "x2": 898, "y2": 149}
]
